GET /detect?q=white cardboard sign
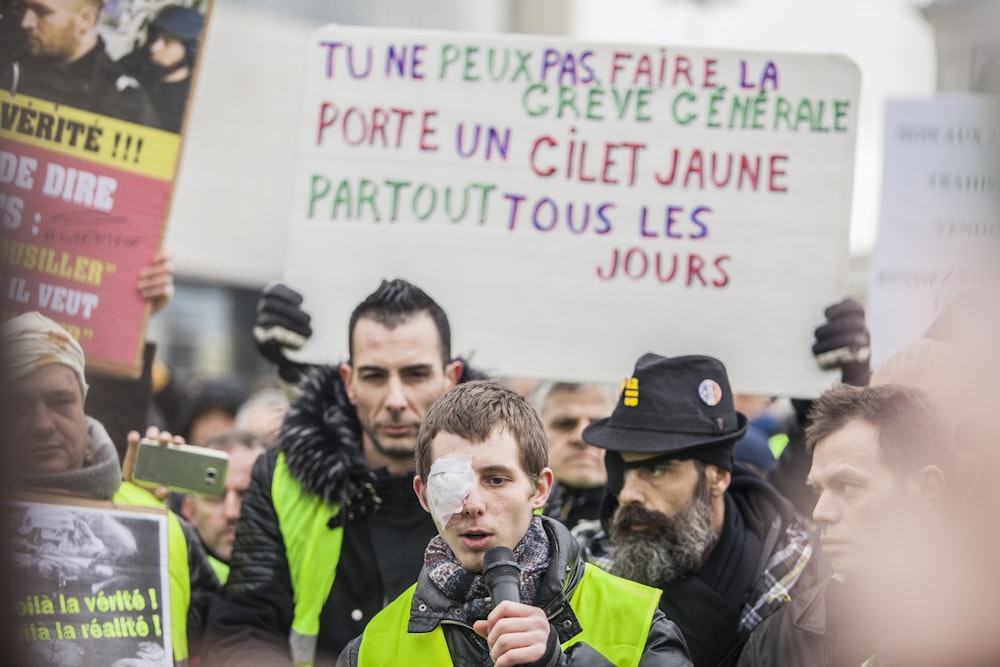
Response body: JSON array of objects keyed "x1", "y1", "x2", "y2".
[
  {"x1": 869, "y1": 97, "x2": 1000, "y2": 366},
  {"x1": 285, "y1": 25, "x2": 860, "y2": 396}
]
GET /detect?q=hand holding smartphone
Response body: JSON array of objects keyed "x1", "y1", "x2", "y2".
[{"x1": 131, "y1": 439, "x2": 229, "y2": 497}]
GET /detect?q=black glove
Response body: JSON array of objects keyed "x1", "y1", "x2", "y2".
[
  {"x1": 812, "y1": 298, "x2": 871, "y2": 387},
  {"x1": 253, "y1": 282, "x2": 313, "y2": 384}
]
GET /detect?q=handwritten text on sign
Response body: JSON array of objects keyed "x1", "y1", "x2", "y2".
[{"x1": 286, "y1": 28, "x2": 860, "y2": 396}]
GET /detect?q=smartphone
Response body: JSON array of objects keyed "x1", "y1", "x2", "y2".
[{"x1": 132, "y1": 439, "x2": 229, "y2": 497}]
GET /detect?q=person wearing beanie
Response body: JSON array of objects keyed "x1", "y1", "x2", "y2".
[
  {"x1": 1, "y1": 311, "x2": 219, "y2": 666},
  {"x1": 119, "y1": 4, "x2": 204, "y2": 132},
  {"x1": 575, "y1": 353, "x2": 825, "y2": 667}
]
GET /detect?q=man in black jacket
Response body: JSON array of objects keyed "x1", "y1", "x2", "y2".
[
  {"x1": 9, "y1": 0, "x2": 158, "y2": 125},
  {"x1": 339, "y1": 381, "x2": 692, "y2": 667},
  {"x1": 738, "y1": 383, "x2": 954, "y2": 667},
  {"x1": 577, "y1": 353, "x2": 824, "y2": 667},
  {"x1": 204, "y1": 279, "x2": 477, "y2": 666}
]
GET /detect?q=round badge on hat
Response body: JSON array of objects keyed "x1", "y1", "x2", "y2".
[{"x1": 698, "y1": 379, "x2": 723, "y2": 406}]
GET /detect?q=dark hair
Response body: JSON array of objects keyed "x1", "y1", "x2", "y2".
[
  {"x1": 416, "y1": 381, "x2": 548, "y2": 483},
  {"x1": 175, "y1": 378, "x2": 249, "y2": 442},
  {"x1": 348, "y1": 279, "x2": 452, "y2": 365},
  {"x1": 806, "y1": 383, "x2": 953, "y2": 481}
]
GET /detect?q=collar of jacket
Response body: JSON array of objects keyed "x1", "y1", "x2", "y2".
[
  {"x1": 406, "y1": 516, "x2": 586, "y2": 642},
  {"x1": 790, "y1": 578, "x2": 831, "y2": 636},
  {"x1": 278, "y1": 361, "x2": 488, "y2": 506},
  {"x1": 278, "y1": 364, "x2": 367, "y2": 505}
]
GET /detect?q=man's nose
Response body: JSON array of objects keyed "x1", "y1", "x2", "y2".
[
  {"x1": 812, "y1": 490, "x2": 840, "y2": 526},
  {"x1": 461, "y1": 487, "x2": 485, "y2": 517},
  {"x1": 223, "y1": 489, "x2": 241, "y2": 521},
  {"x1": 618, "y1": 470, "x2": 646, "y2": 505},
  {"x1": 28, "y1": 404, "x2": 55, "y2": 433},
  {"x1": 21, "y1": 10, "x2": 37, "y2": 30},
  {"x1": 569, "y1": 419, "x2": 590, "y2": 448},
  {"x1": 384, "y1": 376, "x2": 407, "y2": 411}
]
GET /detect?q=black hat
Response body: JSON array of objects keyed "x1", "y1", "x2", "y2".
[{"x1": 583, "y1": 354, "x2": 747, "y2": 462}]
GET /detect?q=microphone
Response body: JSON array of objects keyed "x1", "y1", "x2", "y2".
[{"x1": 483, "y1": 546, "x2": 521, "y2": 607}]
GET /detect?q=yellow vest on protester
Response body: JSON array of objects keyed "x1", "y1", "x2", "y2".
[
  {"x1": 207, "y1": 554, "x2": 229, "y2": 585},
  {"x1": 112, "y1": 481, "x2": 190, "y2": 663},
  {"x1": 271, "y1": 453, "x2": 344, "y2": 667},
  {"x1": 357, "y1": 562, "x2": 662, "y2": 667}
]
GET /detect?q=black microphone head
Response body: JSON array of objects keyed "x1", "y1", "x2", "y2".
[{"x1": 483, "y1": 546, "x2": 520, "y2": 581}]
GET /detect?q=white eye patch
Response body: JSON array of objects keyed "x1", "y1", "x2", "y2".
[{"x1": 426, "y1": 455, "x2": 476, "y2": 527}]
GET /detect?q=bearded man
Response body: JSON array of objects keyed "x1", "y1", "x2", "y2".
[{"x1": 576, "y1": 354, "x2": 825, "y2": 667}]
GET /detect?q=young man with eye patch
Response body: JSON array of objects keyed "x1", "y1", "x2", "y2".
[
  {"x1": 737, "y1": 383, "x2": 954, "y2": 667},
  {"x1": 338, "y1": 381, "x2": 693, "y2": 667},
  {"x1": 577, "y1": 353, "x2": 824, "y2": 667}
]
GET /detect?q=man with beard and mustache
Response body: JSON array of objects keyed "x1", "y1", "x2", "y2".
[
  {"x1": 577, "y1": 353, "x2": 825, "y2": 667},
  {"x1": 204, "y1": 280, "x2": 484, "y2": 667}
]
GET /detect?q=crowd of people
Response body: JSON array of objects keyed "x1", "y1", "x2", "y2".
[{"x1": 3, "y1": 254, "x2": 998, "y2": 667}]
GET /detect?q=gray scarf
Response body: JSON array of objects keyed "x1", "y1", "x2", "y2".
[{"x1": 19, "y1": 417, "x2": 122, "y2": 500}]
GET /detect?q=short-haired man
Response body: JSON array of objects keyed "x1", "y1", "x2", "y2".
[
  {"x1": 205, "y1": 279, "x2": 476, "y2": 666},
  {"x1": 0, "y1": 311, "x2": 218, "y2": 665},
  {"x1": 9, "y1": 0, "x2": 159, "y2": 124},
  {"x1": 338, "y1": 381, "x2": 693, "y2": 667},
  {"x1": 535, "y1": 382, "x2": 615, "y2": 528},
  {"x1": 180, "y1": 430, "x2": 266, "y2": 584},
  {"x1": 738, "y1": 383, "x2": 953, "y2": 667},
  {"x1": 578, "y1": 353, "x2": 823, "y2": 667}
]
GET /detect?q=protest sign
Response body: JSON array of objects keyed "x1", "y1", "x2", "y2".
[
  {"x1": 11, "y1": 496, "x2": 172, "y2": 666},
  {"x1": 285, "y1": 26, "x2": 860, "y2": 396},
  {"x1": 0, "y1": 0, "x2": 211, "y2": 377},
  {"x1": 868, "y1": 97, "x2": 1000, "y2": 365}
]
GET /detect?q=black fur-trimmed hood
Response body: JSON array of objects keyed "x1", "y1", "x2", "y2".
[{"x1": 277, "y1": 361, "x2": 488, "y2": 506}]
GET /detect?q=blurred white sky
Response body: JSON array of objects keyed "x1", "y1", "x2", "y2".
[{"x1": 569, "y1": 0, "x2": 937, "y2": 254}]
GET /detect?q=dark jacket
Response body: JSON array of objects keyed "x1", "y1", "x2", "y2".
[
  {"x1": 86, "y1": 342, "x2": 156, "y2": 463},
  {"x1": 580, "y1": 465, "x2": 826, "y2": 667},
  {"x1": 545, "y1": 483, "x2": 605, "y2": 530},
  {"x1": 338, "y1": 516, "x2": 694, "y2": 667},
  {"x1": 738, "y1": 577, "x2": 902, "y2": 667},
  {"x1": 118, "y1": 49, "x2": 193, "y2": 133},
  {"x1": 204, "y1": 363, "x2": 482, "y2": 666},
  {"x1": 737, "y1": 578, "x2": 829, "y2": 667},
  {"x1": 10, "y1": 38, "x2": 159, "y2": 126}
]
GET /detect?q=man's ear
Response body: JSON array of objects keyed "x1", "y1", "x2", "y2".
[
  {"x1": 532, "y1": 468, "x2": 554, "y2": 510},
  {"x1": 706, "y1": 465, "x2": 732, "y2": 498},
  {"x1": 413, "y1": 475, "x2": 431, "y2": 513},
  {"x1": 78, "y1": 4, "x2": 99, "y2": 31},
  {"x1": 339, "y1": 362, "x2": 356, "y2": 405},
  {"x1": 180, "y1": 495, "x2": 196, "y2": 523},
  {"x1": 913, "y1": 465, "x2": 946, "y2": 504},
  {"x1": 444, "y1": 360, "x2": 463, "y2": 388}
]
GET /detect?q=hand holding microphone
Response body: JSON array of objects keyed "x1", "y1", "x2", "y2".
[{"x1": 474, "y1": 546, "x2": 556, "y2": 667}]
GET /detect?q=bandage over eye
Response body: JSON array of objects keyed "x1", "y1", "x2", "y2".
[{"x1": 426, "y1": 455, "x2": 475, "y2": 527}]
